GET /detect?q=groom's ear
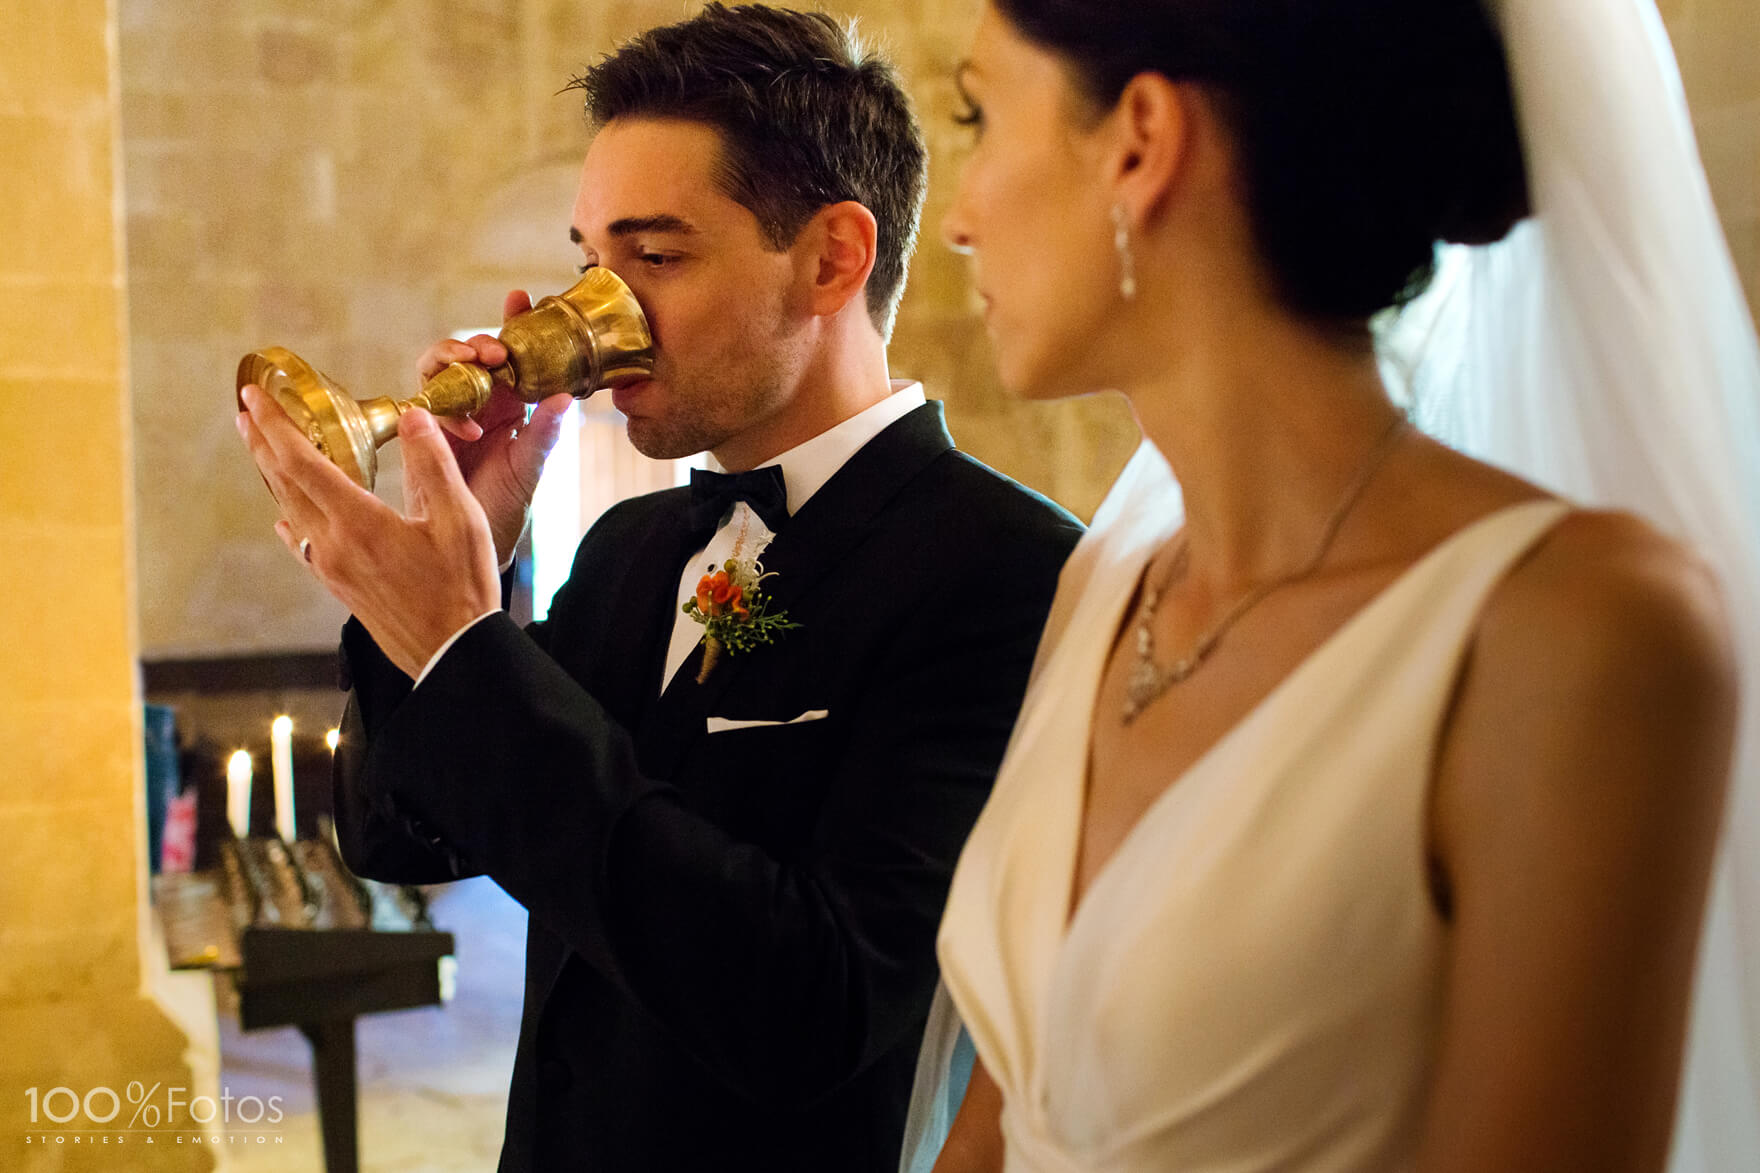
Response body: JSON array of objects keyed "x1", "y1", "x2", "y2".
[{"x1": 797, "y1": 200, "x2": 879, "y2": 321}]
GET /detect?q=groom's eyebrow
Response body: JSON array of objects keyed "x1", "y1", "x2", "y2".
[
  {"x1": 606, "y1": 214, "x2": 698, "y2": 237},
  {"x1": 569, "y1": 217, "x2": 699, "y2": 247}
]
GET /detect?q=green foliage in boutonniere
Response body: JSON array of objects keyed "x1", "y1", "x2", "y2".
[{"x1": 682, "y1": 556, "x2": 801, "y2": 683}]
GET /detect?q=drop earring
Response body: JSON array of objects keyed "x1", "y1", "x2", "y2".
[{"x1": 1111, "y1": 203, "x2": 1137, "y2": 301}]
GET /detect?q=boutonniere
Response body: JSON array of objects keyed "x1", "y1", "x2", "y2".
[{"x1": 683, "y1": 556, "x2": 801, "y2": 683}]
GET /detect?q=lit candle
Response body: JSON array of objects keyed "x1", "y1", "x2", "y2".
[
  {"x1": 226, "y1": 750, "x2": 253, "y2": 839},
  {"x1": 271, "y1": 715, "x2": 296, "y2": 842}
]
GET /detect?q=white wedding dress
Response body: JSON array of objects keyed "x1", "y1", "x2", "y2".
[{"x1": 936, "y1": 449, "x2": 1570, "y2": 1172}]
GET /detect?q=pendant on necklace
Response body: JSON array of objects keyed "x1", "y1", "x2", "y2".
[
  {"x1": 1122, "y1": 661, "x2": 1161, "y2": 725},
  {"x1": 1122, "y1": 589, "x2": 1203, "y2": 725},
  {"x1": 1122, "y1": 650, "x2": 1200, "y2": 725}
]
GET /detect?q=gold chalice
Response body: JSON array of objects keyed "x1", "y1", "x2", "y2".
[{"x1": 237, "y1": 266, "x2": 654, "y2": 491}]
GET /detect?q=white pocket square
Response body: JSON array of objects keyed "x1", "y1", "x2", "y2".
[{"x1": 704, "y1": 709, "x2": 830, "y2": 734}]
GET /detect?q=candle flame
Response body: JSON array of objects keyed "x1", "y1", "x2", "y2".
[
  {"x1": 227, "y1": 749, "x2": 252, "y2": 781},
  {"x1": 326, "y1": 728, "x2": 340, "y2": 752},
  {"x1": 272, "y1": 714, "x2": 293, "y2": 738}
]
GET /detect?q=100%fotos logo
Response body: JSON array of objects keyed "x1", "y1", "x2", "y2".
[{"x1": 24, "y1": 1082, "x2": 284, "y2": 1134}]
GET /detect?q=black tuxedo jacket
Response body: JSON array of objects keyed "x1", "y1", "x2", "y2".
[{"x1": 332, "y1": 402, "x2": 1081, "y2": 1172}]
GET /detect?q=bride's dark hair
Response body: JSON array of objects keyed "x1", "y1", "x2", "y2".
[{"x1": 994, "y1": 0, "x2": 1530, "y2": 324}]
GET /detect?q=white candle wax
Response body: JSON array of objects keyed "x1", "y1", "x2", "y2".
[
  {"x1": 271, "y1": 715, "x2": 296, "y2": 842},
  {"x1": 225, "y1": 750, "x2": 252, "y2": 839}
]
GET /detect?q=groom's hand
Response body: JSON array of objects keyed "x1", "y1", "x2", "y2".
[
  {"x1": 418, "y1": 289, "x2": 573, "y2": 565},
  {"x1": 236, "y1": 383, "x2": 500, "y2": 679}
]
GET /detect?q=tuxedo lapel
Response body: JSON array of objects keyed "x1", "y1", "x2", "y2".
[
  {"x1": 641, "y1": 402, "x2": 956, "y2": 775},
  {"x1": 595, "y1": 487, "x2": 699, "y2": 726},
  {"x1": 757, "y1": 401, "x2": 954, "y2": 618}
]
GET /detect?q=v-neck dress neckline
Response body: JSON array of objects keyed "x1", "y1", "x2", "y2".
[{"x1": 937, "y1": 442, "x2": 1572, "y2": 1173}]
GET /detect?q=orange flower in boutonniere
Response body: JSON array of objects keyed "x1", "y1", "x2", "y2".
[{"x1": 682, "y1": 555, "x2": 799, "y2": 683}]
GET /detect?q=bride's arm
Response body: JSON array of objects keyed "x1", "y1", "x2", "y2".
[
  {"x1": 931, "y1": 1055, "x2": 1006, "y2": 1173},
  {"x1": 1415, "y1": 512, "x2": 1738, "y2": 1173}
]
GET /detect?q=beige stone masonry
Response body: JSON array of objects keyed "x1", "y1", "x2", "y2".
[
  {"x1": 118, "y1": 0, "x2": 1758, "y2": 659},
  {"x1": 1, "y1": 0, "x2": 220, "y2": 1168}
]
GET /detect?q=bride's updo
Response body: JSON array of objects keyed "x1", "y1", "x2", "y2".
[{"x1": 995, "y1": 0, "x2": 1531, "y2": 323}]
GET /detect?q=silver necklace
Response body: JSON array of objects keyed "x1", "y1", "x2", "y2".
[{"x1": 1121, "y1": 416, "x2": 1409, "y2": 725}]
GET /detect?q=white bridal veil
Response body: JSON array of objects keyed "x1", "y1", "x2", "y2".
[{"x1": 903, "y1": 0, "x2": 1760, "y2": 1168}]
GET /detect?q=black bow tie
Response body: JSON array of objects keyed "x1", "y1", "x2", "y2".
[{"x1": 687, "y1": 464, "x2": 790, "y2": 542}]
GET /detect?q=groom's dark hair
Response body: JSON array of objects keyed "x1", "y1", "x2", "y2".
[{"x1": 567, "y1": 3, "x2": 927, "y2": 340}]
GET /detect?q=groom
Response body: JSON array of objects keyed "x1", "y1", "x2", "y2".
[{"x1": 236, "y1": 5, "x2": 1080, "y2": 1170}]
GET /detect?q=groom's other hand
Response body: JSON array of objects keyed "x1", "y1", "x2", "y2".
[{"x1": 419, "y1": 288, "x2": 572, "y2": 565}]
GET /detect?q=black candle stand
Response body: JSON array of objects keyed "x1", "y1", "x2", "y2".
[{"x1": 154, "y1": 824, "x2": 454, "y2": 1173}]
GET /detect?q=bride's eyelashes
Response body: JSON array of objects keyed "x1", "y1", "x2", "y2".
[{"x1": 952, "y1": 67, "x2": 986, "y2": 136}]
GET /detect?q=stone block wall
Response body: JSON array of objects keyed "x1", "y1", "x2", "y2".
[
  {"x1": 119, "y1": 0, "x2": 1140, "y2": 657},
  {"x1": 119, "y1": 0, "x2": 1759, "y2": 660},
  {"x1": 0, "y1": 0, "x2": 218, "y2": 1168},
  {"x1": 1660, "y1": 0, "x2": 1760, "y2": 312}
]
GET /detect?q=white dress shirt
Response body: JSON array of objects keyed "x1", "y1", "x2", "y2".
[{"x1": 415, "y1": 381, "x2": 926, "y2": 688}]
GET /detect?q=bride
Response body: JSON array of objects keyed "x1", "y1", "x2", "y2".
[{"x1": 914, "y1": 0, "x2": 1760, "y2": 1170}]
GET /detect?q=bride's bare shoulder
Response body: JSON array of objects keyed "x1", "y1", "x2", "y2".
[{"x1": 1485, "y1": 507, "x2": 1732, "y2": 671}]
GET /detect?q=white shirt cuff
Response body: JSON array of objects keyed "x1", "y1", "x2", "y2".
[{"x1": 414, "y1": 610, "x2": 501, "y2": 688}]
